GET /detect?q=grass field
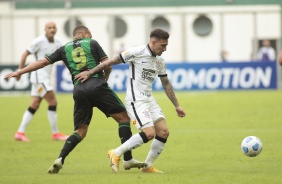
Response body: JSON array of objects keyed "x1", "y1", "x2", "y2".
[{"x1": 0, "y1": 90, "x2": 281, "y2": 184}]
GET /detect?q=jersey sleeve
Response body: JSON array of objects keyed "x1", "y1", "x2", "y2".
[
  {"x1": 45, "y1": 47, "x2": 63, "y2": 64},
  {"x1": 27, "y1": 37, "x2": 41, "y2": 54},
  {"x1": 158, "y1": 57, "x2": 167, "y2": 77},
  {"x1": 90, "y1": 40, "x2": 108, "y2": 61},
  {"x1": 120, "y1": 47, "x2": 140, "y2": 63}
]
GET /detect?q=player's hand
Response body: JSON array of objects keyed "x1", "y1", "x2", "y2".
[
  {"x1": 176, "y1": 106, "x2": 186, "y2": 118},
  {"x1": 4, "y1": 71, "x2": 21, "y2": 80},
  {"x1": 75, "y1": 71, "x2": 91, "y2": 83},
  {"x1": 16, "y1": 75, "x2": 21, "y2": 81}
]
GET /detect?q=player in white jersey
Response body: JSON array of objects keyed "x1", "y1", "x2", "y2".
[
  {"x1": 75, "y1": 28, "x2": 186, "y2": 173},
  {"x1": 14, "y1": 21, "x2": 68, "y2": 142}
]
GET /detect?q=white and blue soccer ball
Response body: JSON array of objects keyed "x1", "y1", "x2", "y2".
[{"x1": 241, "y1": 136, "x2": 263, "y2": 157}]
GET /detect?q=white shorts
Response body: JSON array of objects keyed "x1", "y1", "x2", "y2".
[
  {"x1": 126, "y1": 99, "x2": 165, "y2": 130},
  {"x1": 31, "y1": 80, "x2": 53, "y2": 98}
]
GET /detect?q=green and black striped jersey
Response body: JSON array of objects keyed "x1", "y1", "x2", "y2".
[{"x1": 46, "y1": 38, "x2": 108, "y2": 85}]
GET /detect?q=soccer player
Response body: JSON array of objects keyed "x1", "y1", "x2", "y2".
[
  {"x1": 14, "y1": 21, "x2": 68, "y2": 142},
  {"x1": 75, "y1": 28, "x2": 186, "y2": 173},
  {"x1": 4, "y1": 25, "x2": 144, "y2": 174}
]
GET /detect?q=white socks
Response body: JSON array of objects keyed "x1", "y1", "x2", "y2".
[
  {"x1": 114, "y1": 133, "x2": 166, "y2": 168},
  {"x1": 18, "y1": 110, "x2": 33, "y2": 132},
  {"x1": 145, "y1": 138, "x2": 165, "y2": 168},
  {"x1": 47, "y1": 110, "x2": 59, "y2": 134},
  {"x1": 115, "y1": 133, "x2": 144, "y2": 156}
]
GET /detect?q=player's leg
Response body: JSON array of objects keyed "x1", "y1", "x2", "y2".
[
  {"x1": 141, "y1": 100, "x2": 167, "y2": 173},
  {"x1": 43, "y1": 82, "x2": 68, "y2": 141},
  {"x1": 48, "y1": 86, "x2": 91, "y2": 174},
  {"x1": 15, "y1": 84, "x2": 42, "y2": 142},
  {"x1": 93, "y1": 82, "x2": 145, "y2": 171},
  {"x1": 110, "y1": 111, "x2": 133, "y2": 160},
  {"x1": 141, "y1": 119, "x2": 168, "y2": 174},
  {"x1": 110, "y1": 111, "x2": 146, "y2": 170},
  {"x1": 108, "y1": 101, "x2": 157, "y2": 173}
]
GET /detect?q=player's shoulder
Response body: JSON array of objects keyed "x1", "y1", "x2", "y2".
[
  {"x1": 54, "y1": 37, "x2": 62, "y2": 45},
  {"x1": 89, "y1": 38, "x2": 100, "y2": 45},
  {"x1": 126, "y1": 45, "x2": 147, "y2": 55},
  {"x1": 32, "y1": 35, "x2": 46, "y2": 43}
]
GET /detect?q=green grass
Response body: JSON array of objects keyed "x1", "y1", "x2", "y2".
[{"x1": 0, "y1": 90, "x2": 281, "y2": 184}]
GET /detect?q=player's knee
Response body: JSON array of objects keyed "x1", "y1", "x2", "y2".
[
  {"x1": 48, "y1": 99, "x2": 57, "y2": 106},
  {"x1": 122, "y1": 115, "x2": 130, "y2": 123},
  {"x1": 142, "y1": 127, "x2": 156, "y2": 141},
  {"x1": 164, "y1": 129, "x2": 169, "y2": 138},
  {"x1": 76, "y1": 124, "x2": 88, "y2": 140},
  {"x1": 30, "y1": 103, "x2": 40, "y2": 110},
  {"x1": 112, "y1": 111, "x2": 130, "y2": 122},
  {"x1": 158, "y1": 128, "x2": 169, "y2": 139}
]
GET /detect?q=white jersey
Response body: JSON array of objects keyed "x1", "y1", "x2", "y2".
[
  {"x1": 27, "y1": 35, "x2": 61, "y2": 83},
  {"x1": 257, "y1": 46, "x2": 276, "y2": 61},
  {"x1": 120, "y1": 44, "x2": 167, "y2": 102}
]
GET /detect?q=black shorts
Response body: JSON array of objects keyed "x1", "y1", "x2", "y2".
[{"x1": 73, "y1": 78, "x2": 126, "y2": 130}]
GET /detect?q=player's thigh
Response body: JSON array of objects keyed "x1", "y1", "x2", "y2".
[
  {"x1": 94, "y1": 83, "x2": 126, "y2": 116},
  {"x1": 73, "y1": 85, "x2": 93, "y2": 130},
  {"x1": 150, "y1": 100, "x2": 165, "y2": 123},
  {"x1": 30, "y1": 96, "x2": 42, "y2": 109},
  {"x1": 126, "y1": 100, "x2": 154, "y2": 130},
  {"x1": 31, "y1": 81, "x2": 53, "y2": 98}
]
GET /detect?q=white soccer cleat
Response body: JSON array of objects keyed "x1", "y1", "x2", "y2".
[
  {"x1": 123, "y1": 158, "x2": 146, "y2": 170},
  {"x1": 48, "y1": 157, "x2": 63, "y2": 174}
]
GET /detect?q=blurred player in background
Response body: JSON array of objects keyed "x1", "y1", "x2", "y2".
[
  {"x1": 14, "y1": 21, "x2": 68, "y2": 142},
  {"x1": 257, "y1": 39, "x2": 276, "y2": 62},
  {"x1": 75, "y1": 28, "x2": 186, "y2": 173},
  {"x1": 5, "y1": 25, "x2": 144, "y2": 174}
]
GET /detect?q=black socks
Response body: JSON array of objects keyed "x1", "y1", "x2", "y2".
[
  {"x1": 118, "y1": 122, "x2": 132, "y2": 161},
  {"x1": 59, "y1": 132, "x2": 81, "y2": 164}
]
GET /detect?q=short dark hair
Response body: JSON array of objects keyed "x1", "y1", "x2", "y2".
[
  {"x1": 73, "y1": 25, "x2": 89, "y2": 36},
  {"x1": 150, "y1": 29, "x2": 169, "y2": 40}
]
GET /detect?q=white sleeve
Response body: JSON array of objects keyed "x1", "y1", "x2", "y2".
[
  {"x1": 27, "y1": 38, "x2": 40, "y2": 54},
  {"x1": 158, "y1": 59, "x2": 167, "y2": 76},
  {"x1": 120, "y1": 47, "x2": 140, "y2": 63}
]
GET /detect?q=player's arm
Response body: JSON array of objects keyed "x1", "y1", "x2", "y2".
[
  {"x1": 4, "y1": 58, "x2": 50, "y2": 80},
  {"x1": 75, "y1": 55, "x2": 123, "y2": 82},
  {"x1": 100, "y1": 58, "x2": 112, "y2": 81},
  {"x1": 160, "y1": 76, "x2": 186, "y2": 118},
  {"x1": 16, "y1": 50, "x2": 31, "y2": 81}
]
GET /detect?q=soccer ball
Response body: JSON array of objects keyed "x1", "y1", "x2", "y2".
[{"x1": 241, "y1": 136, "x2": 263, "y2": 157}]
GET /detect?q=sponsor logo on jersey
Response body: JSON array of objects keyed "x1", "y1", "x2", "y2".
[{"x1": 142, "y1": 69, "x2": 155, "y2": 82}]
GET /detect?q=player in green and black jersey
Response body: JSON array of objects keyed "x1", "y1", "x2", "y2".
[{"x1": 5, "y1": 25, "x2": 145, "y2": 174}]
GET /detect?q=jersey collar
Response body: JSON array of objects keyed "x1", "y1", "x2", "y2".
[{"x1": 147, "y1": 44, "x2": 156, "y2": 57}]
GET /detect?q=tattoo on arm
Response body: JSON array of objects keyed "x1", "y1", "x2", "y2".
[
  {"x1": 161, "y1": 76, "x2": 179, "y2": 107},
  {"x1": 89, "y1": 55, "x2": 122, "y2": 76}
]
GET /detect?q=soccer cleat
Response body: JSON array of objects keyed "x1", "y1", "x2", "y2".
[
  {"x1": 141, "y1": 166, "x2": 164, "y2": 173},
  {"x1": 14, "y1": 132, "x2": 30, "y2": 142},
  {"x1": 107, "y1": 149, "x2": 121, "y2": 173},
  {"x1": 52, "y1": 132, "x2": 69, "y2": 141},
  {"x1": 123, "y1": 158, "x2": 146, "y2": 170},
  {"x1": 48, "y1": 157, "x2": 63, "y2": 174}
]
